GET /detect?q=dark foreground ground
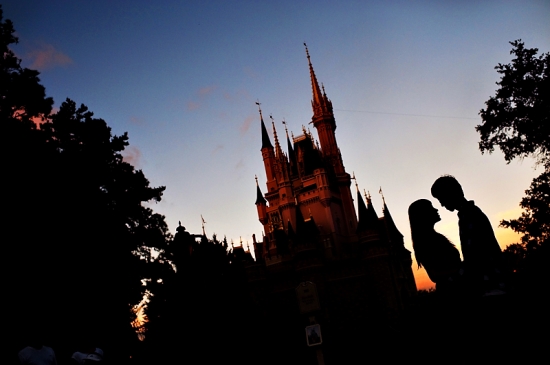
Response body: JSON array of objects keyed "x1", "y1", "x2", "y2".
[{"x1": 12, "y1": 289, "x2": 547, "y2": 365}]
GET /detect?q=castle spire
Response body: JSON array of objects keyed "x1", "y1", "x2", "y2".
[
  {"x1": 258, "y1": 101, "x2": 277, "y2": 190},
  {"x1": 356, "y1": 186, "x2": 370, "y2": 233},
  {"x1": 380, "y1": 188, "x2": 403, "y2": 240},
  {"x1": 304, "y1": 43, "x2": 324, "y2": 113},
  {"x1": 255, "y1": 175, "x2": 267, "y2": 205},
  {"x1": 270, "y1": 115, "x2": 283, "y2": 159},
  {"x1": 255, "y1": 175, "x2": 268, "y2": 225},
  {"x1": 284, "y1": 119, "x2": 298, "y2": 177},
  {"x1": 363, "y1": 189, "x2": 380, "y2": 228},
  {"x1": 257, "y1": 101, "x2": 272, "y2": 149}
]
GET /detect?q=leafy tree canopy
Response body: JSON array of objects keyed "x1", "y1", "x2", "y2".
[
  {"x1": 1, "y1": 6, "x2": 171, "y2": 361},
  {"x1": 1, "y1": 6, "x2": 52, "y2": 125},
  {"x1": 478, "y1": 40, "x2": 549, "y2": 289},
  {"x1": 477, "y1": 40, "x2": 549, "y2": 168},
  {"x1": 501, "y1": 171, "x2": 549, "y2": 247}
]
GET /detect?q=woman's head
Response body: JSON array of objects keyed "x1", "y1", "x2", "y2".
[
  {"x1": 409, "y1": 199, "x2": 440, "y2": 268},
  {"x1": 408, "y1": 199, "x2": 440, "y2": 228}
]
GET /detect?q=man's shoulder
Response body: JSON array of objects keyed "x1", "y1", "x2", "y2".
[{"x1": 458, "y1": 201, "x2": 487, "y2": 219}]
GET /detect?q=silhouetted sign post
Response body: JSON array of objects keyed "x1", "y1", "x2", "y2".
[
  {"x1": 296, "y1": 282, "x2": 325, "y2": 365},
  {"x1": 296, "y1": 281, "x2": 320, "y2": 314},
  {"x1": 305, "y1": 324, "x2": 322, "y2": 346}
]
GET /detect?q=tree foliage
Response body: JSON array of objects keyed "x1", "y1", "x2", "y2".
[
  {"x1": 1, "y1": 7, "x2": 52, "y2": 125},
  {"x1": 501, "y1": 171, "x2": 550, "y2": 248},
  {"x1": 2, "y1": 6, "x2": 171, "y2": 361},
  {"x1": 477, "y1": 40, "x2": 550, "y2": 169},
  {"x1": 141, "y1": 228, "x2": 259, "y2": 364},
  {"x1": 477, "y1": 40, "x2": 549, "y2": 289}
]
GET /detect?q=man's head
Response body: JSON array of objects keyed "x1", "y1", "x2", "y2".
[{"x1": 431, "y1": 175, "x2": 465, "y2": 212}]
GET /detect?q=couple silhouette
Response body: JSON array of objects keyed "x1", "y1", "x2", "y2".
[{"x1": 409, "y1": 175, "x2": 505, "y2": 297}]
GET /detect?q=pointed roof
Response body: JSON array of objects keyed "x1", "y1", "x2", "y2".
[
  {"x1": 271, "y1": 116, "x2": 284, "y2": 159},
  {"x1": 382, "y1": 194, "x2": 403, "y2": 240},
  {"x1": 304, "y1": 43, "x2": 324, "y2": 112},
  {"x1": 285, "y1": 122, "x2": 294, "y2": 155},
  {"x1": 304, "y1": 43, "x2": 334, "y2": 123},
  {"x1": 255, "y1": 176, "x2": 267, "y2": 205},
  {"x1": 285, "y1": 123, "x2": 298, "y2": 176},
  {"x1": 356, "y1": 187, "x2": 369, "y2": 233},
  {"x1": 365, "y1": 190, "x2": 380, "y2": 230},
  {"x1": 259, "y1": 106, "x2": 273, "y2": 149}
]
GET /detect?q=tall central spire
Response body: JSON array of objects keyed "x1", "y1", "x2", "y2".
[
  {"x1": 270, "y1": 115, "x2": 283, "y2": 160},
  {"x1": 304, "y1": 43, "x2": 324, "y2": 111},
  {"x1": 304, "y1": 43, "x2": 335, "y2": 128}
]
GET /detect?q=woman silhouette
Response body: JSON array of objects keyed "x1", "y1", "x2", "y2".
[{"x1": 409, "y1": 199, "x2": 462, "y2": 293}]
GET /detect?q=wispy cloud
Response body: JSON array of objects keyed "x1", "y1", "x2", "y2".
[
  {"x1": 243, "y1": 66, "x2": 259, "y2": 79},
  {"x1": 224, "y1": 89, "x2": 253, "y2": 104},
  {"x1": 186, "y1": 85, "x2": 218, "y2": 111},
  {"x1": 186, "y1": 101, "x2": 200, "y2": 111},
  {"x1": 212, "y1": 144, "x2": 224, "y2": 155},
  {"x1": 28, "y1": 44, "x2": 72, "y2": 70},
  {"x1": 122, "y1": 146, "x2": 142, "y2": 168},
  {"x1": 240, "y1": 115, "x2": 254, "y2": 135},
  {"x1": 198, "y1": 85, "x2": 217, "y2": 96},
  {"x1": 235, "y1": 159, "x2": 244, "y2": 170},
  {"x1": 129, "y1": 116, "x2": 145, "y2": 125}
]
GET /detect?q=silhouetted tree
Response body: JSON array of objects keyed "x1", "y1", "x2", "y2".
[
  {"x1": 139, "y1": 227, "x2": 260, "y2": 364},
  {"x1": 477, "y1": 40, "x2": 549, "y2": 169},
  {"x1": 1, "y1": 6, "x2": 53, "y2": 125},
  {"x1": 477, "y1": 40, "x2": 549, "y2": 289},
  {"x1": 1, "y1": 7, "x2": 171, "y2": 363}
]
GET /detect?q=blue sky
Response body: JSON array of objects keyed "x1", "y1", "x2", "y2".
[{"x1": 4, "y1": 0, "x2": 549, "y2": 288}]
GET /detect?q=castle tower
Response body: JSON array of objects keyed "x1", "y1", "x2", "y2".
[
  {"x1": 250, "y1": 47, "x2": 416, "y2": 336},
  {"x1": 258, "y1": 105, "x2": 277, "y2": 195},
  {"x1": 305, "y1": 44, "x2": 357, "y2": 237}
]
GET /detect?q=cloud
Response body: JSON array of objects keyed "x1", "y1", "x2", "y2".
[
  {"x1": 212, "y1": 144, "x2": 224, "y2": 155},
  {"x1": 235, "y1": 159, "x2": 244, "y2": 170},
  {"x1": 186, "y1": 85, "x2": 218, "y2": 111},
  {"x1": 129, "y1": 116, "x2": 145, "y2": 125},
  {"x1": 198, "y1": 86, "x2": 217, "y2": 96},
  {"x1": 240, "y1": 115, "x2": 254, "y2": 135},
  {"x1": 243, "y1": 66, "x2": 259, "y2": 79},
  {"x1": 122, "y1": 146, "x2": 142, "y2": 168},
  {"x1": 187, "y1": 101, "x2": 200, "y2": 111},
  {"x1": 223, "y1": 89, "x2": 253, "y2": 103},
  {"x1": 28, "y1": 44, "x2": 72, "y2": 70}
]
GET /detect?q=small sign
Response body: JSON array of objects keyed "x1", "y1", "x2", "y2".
[
  {"x1": 305, "y1": 324, "x2": 322, "y2": 346},
  {"x1": 296, "y1": 281, "x2": 320, "y2": 314}
]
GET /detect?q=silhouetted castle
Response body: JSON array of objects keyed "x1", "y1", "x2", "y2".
[{"x1": 243, "y1": 46, "x2": 416, "y2": 354}]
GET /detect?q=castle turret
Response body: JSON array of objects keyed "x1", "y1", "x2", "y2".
[
  {"x1": 255, "y1": 176, "x2": 267, "y2": 225},
  {"x1": 381, "y1": 191, "x2": 404, "y2": 245},
  {"x1": 259, "y1": 105, "x2": 277, "y2": 194},
  {"x1": 304, "y1": 44, "x2": 357, "y2": 236}
]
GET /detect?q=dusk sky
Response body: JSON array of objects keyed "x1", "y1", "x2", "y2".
[{"x1": 5, "y1": 0, "x2": 549, "y2": 289}]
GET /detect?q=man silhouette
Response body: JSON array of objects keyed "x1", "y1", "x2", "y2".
[{"x1": 431, "y1": 175, "x2": 504, "y2": 296}]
